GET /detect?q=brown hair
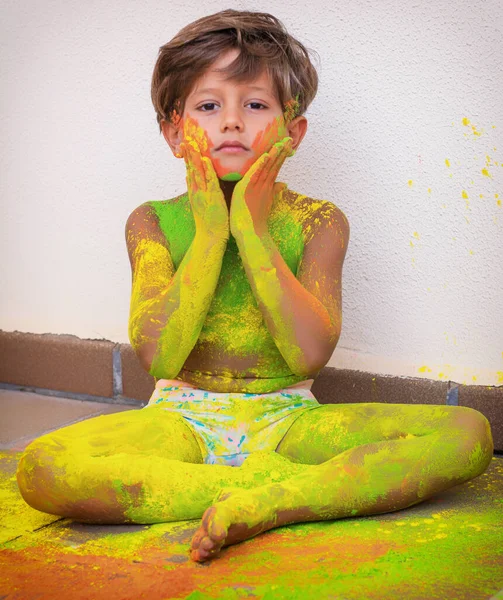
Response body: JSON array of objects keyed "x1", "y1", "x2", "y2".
[{"x1": 151, "y1": 10, "x2": 319, "y2": 133}]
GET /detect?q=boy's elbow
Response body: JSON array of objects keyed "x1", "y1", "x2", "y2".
[
  {"x1": 302, "y1": 332, "x2": 340, "y2": 376},
  {"x1": 290, "y1": 352, "x2": 326, "y2": 378}
]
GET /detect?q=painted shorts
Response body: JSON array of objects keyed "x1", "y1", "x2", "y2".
[{"x1": 144, "y1": 379, "x2": 321, "y2": 467}]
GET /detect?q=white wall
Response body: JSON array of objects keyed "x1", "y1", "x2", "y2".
[{"x1": 1, "y1": 0, "x2": 502, "y2": 386}]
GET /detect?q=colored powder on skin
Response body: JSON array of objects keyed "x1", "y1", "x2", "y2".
[
  {"x1": 283, "y1": 95, "x2": 300, "y2": 124},
  {"x1": 183, "y1": 117, "x2": 209, "y2": 154},
  {"x1": 147, "y1": 187, "x2": 336, "y2": 392},
  {"x1": 221, "y1": 172, "x2": 243, "y2": 182},
  {"x1": 169, "y1": 99, "x2": 182, "y2": 128},
  {"x1": 128, "y1": 238, "x2": 175, "y2": 352},
  {"x1": 0, "y1": 453, "x2": 61, "y2": 540},
  {"x1": 182, "y1": 114, "x2": 290, "y2": 181},
  {"x1": 5, "y1": 457, "x2": 502, "y2": 598},
  {"x1": 195, "y1": 200, "x2": 302, "y2": 367}
]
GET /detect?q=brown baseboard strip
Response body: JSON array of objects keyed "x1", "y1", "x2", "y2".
[
  {"x1": 0, "y1": 382, "x2": 144, "y2": 407},
  {"x1": 1, "y1": 330, "x2": 501, "y2": 450}
]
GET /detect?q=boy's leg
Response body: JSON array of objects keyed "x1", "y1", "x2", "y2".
[
  {"x1": 16, "y1": 407, "x2": 309, "y2": 524},
  {"x1": 190, "y1": 403, "x2": 493, "y2": 561}
]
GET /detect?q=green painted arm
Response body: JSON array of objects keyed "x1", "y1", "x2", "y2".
[{"x1": 128, "y1": 229, "x2": 227, "y2": 379}]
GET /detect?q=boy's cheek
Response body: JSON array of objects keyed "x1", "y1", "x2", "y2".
[
  {"x1": 252, "y1": 115, "x2": 289, "y2": 156},
  {"x1": 180, "y1": 115, "x2": 214, "y2": 158},
  {"x1": 209, "y1": 115, "x2": 289, "y2": 180},
  {"x1": 180, "y1": 114, "x2": 289, "y2": 181}
]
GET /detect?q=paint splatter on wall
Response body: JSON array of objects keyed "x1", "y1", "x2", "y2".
[{"x1": 405, "y1": 118, "x2": 502, "y2": 385}]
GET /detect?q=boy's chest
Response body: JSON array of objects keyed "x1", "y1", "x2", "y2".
[
  {"x1": 152, "y1": 194, "x2": 306, "y2": 275},
  {"x1": 150, "y1": 192, "x2": 324, "y2": 375}
]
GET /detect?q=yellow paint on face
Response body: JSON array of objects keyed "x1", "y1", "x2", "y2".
[
  {"x1": 180, "y1": 114, "x2": 289, "y2": 181},
  {"x1": 445, "y1": 159, "x2": 450, "y2": 168}
]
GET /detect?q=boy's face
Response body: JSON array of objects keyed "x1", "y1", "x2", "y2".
[{"x1": 167, "y1": 49, "x2": 303, "y2": 181}]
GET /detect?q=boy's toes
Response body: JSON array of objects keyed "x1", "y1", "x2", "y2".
[
  {"x1": 190, "y1": 534, "x2": 222, "y2": 562},
  {"x1": 190, "y1": 528, "x2": 206, "y2": 550},
  {"x1": 189, "y1": 504, "x2": 233, "y2": 562}
]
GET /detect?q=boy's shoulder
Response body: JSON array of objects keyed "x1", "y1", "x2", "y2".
[
  {"x1": 130, "y1": 192, "x2": 187, "y2": 216},
  {"x1": 125, "y1": 194, "x2": 187, "y2": 253},
  {"x1": 126, "y1": 193, "x2": 188, "y2": 229},
  {"x1": 281, "y1": 187, "x2": 349, "y2": 244}
]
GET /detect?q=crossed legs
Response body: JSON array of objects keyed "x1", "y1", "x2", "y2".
[
  {"x1": 16, "y1": 407, "x2": 310, "y2": 524},
  {"x1": 16, "y1": 402, "x2": 493, "y2": 562},
  {"x1": 189, "y1": 403, "x2": 493, "y2": 560}
]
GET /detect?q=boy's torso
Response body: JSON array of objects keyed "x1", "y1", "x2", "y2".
[{"x1": 147, "y1": 186, "x2": 335, "y2": 394}]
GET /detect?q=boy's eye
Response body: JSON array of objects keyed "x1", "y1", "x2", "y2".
[
  {"x1": 198, "y1": 103, "x2": 218, "y2": 112},
  {"x1": 196, "y1": 102, "x2": 267, "y2": 111}
]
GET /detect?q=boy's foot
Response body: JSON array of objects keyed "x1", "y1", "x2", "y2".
[
  {"x1": 189, "y1": 451, "x2": 316, "y2": 562},
  {"x1": 189, "y1": 485, "x2": 279, "y2": 562},
  {"x1": 189, "y1": 476, "x2": 318, "y2": 562}
]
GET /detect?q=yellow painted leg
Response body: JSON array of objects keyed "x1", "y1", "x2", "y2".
[
  {"x1": 16, "y1": 408, "x2": 310, "y2": 524},
  {"x1": 189, "y1": 404, "x2": 493, "y2": 561}
]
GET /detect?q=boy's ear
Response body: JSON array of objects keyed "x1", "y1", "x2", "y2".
[
  {"x1": 160, "y1": 119, "x2": 183, "y2": 158},
  {"x1": 287, "y1": 116, "x2": 308, "y2": 150}
]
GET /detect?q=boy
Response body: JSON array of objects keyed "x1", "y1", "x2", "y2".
[{"x1": 17, "y1": 10, "x2": 493, "y2": 563}]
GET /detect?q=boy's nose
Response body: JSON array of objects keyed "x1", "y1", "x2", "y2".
[{"x1": 220, "y1": 109, "x2": 244, "y2": 132}]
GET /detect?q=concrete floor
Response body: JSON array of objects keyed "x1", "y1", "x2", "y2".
[
  {"x1": 1, "y1": 390, "x2": 502, "y2": 599},
  {"x1": 0, "y1": 389, "x2": 139, "y2": 451}
]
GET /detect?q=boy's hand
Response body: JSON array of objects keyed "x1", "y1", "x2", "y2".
[
  {"x1": 181, "y1": 134, "x2": 229, "y2": 242},
  {"x1": 230, "y1": 137, "x2": 293, "y2": 238}
]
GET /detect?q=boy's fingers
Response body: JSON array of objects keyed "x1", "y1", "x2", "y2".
[
  {"x1": 249, "y1": 152, "x2": 270, "y2": 185},
  {"x1": 187, "y1": 143, "x2": 206, "y2": 191},
  {"x1": 185, "y1": 162, "x2": 195, "y2": 194},
  {"x1": 266, "y1": 139, "x2": 291, "y2": 182},
  {"x1": 180, "y1": 142, "x2": 188, "y2": 163},
  {"x1": 201, "y1": 157, "x2": 220, "y2": 192}
]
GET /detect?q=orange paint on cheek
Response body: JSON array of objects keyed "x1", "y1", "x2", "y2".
[
  {"x1": 180, "y1": 115, "x2": 289, "y2": 180},
  {"x1": 213, "y1": 115, "x2": 289, "y2": 179}
]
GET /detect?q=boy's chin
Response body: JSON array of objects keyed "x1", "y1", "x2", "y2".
[{"x1": 219, "y1": 172, "x2": 243, "y2": 182}]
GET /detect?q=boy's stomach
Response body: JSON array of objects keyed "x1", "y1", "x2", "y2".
[
  {"x1": 171, "y1": 343, "x2": 316, "y2": 394},
  {"x1": 176, "y1": 369, "x2": 314, "y2": 394}
]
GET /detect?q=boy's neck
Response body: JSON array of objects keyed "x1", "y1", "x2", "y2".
[{"x1": 219, "y1": 180, "x2": 237, "y2": 210}]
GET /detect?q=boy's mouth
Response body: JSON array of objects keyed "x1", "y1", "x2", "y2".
[{"x1": 215, "y1": 140, "x2": 249, "y2": 152}]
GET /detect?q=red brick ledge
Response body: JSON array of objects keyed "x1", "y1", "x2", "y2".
[{"x1": 1, "y1": 330, "x2": 501, "y2": 450}]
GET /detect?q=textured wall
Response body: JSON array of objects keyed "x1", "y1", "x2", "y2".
[{"x1": 1, "y1": 0, "x2": 502, "y2": 385}]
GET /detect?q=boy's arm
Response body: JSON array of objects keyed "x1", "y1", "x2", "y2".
[
  {"x1": 126, "y1": 202, "x2": 227, "y2": 378},
  {"x1": 233, "y1": 202, "x2": 349, "y2": 377}
]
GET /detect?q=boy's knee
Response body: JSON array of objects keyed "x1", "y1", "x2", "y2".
[
  {"x1": 450, "y1": 406, "x2": 494, "y2": 474},
  {"x1": 16, "y1": 436, "x2": 69, "y2": 511},
  {"x1": 451, "y1": 406, "x2": 493, "y2": 444}
]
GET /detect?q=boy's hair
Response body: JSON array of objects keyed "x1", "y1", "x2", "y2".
[{"x1": 151, "y1": 10, "x2": 319, "y2": 133}]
